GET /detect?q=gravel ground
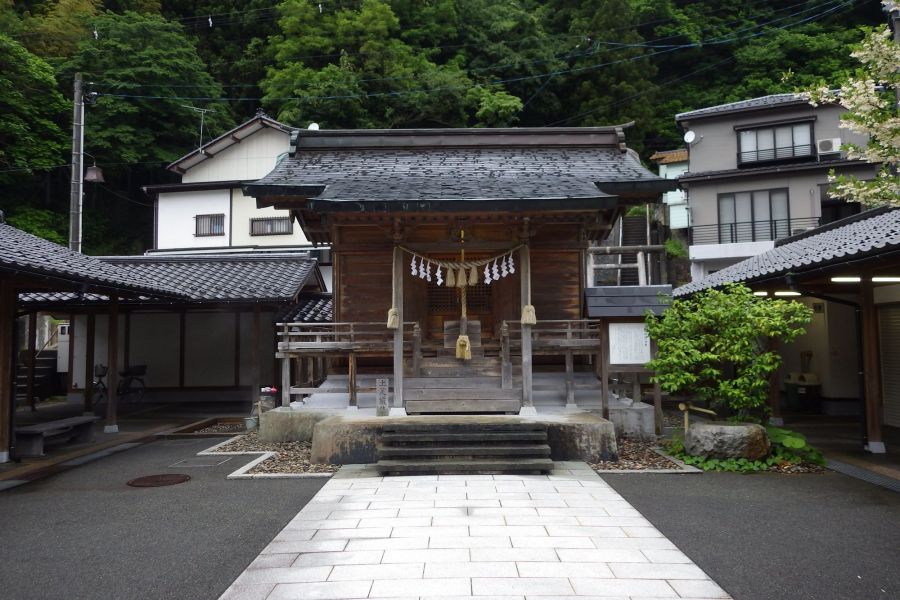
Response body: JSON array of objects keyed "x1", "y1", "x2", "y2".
[
  {"x1": 212, "y1": 432, "x2": 338, "y2": 474},
  {"x1": 194, "y1": 422, "x2": 246, "y2": 434},
  {"x1": 590, "y1": 438, "x2": 681, "y2": 471}
]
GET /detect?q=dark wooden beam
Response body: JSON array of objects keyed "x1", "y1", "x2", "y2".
[
  {"x1": 251, "y1": 305, "x2": 261, "y2": 406},
  {"x1": 26, "y1": 311, "x2": 36, "y2": 411},
  {"x1": 0, "y1": 277, "x2": 15, "y2": 462},
  {"x1": 105, "y1": 297, "x2": 120, "y2": 433},
  {"x1": 860, "y1": 279, "x2": 885, "y2": 453},
  {"x1": 84, "y1": 313, "x2": 95, "y2": 413}
]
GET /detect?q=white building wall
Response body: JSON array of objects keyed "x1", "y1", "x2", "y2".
[
  {"x1": 156, "y1": 189, "x2": 230, "y2": 250},
  {"x1": 230, "y1": 188, "x2": 309, "y2": 247},
  {"x1": 182, "y1": 128, "x2": 290, "y2": 184}
]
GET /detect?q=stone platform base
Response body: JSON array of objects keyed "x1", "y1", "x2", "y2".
[{"x1": 260, "y1": 409, "x2": 618, "y2": 465}]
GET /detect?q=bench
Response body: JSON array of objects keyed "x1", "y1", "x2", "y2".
[{"x1": 15, "y1": 416, "x2": 99, "y2": 457}]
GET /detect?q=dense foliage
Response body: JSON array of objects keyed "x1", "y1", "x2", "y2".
[
  {"x1": 0, "y1": 0, "x2": 884, "y2": 252},
  {"x1": 646, "y1": 284, "x2": 812, "y2": 421},
  {"x1": 807, "y1": 16, "x2": 900, "y2": 207}
]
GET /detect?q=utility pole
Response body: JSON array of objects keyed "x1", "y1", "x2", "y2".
[{"x1": 68, "y1": 73, "x2": 84, "y2": 253}]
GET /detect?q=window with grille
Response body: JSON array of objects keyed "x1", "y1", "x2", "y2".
[
  {"x1": 428, "y1": 281, "x2": 492, "y2": 312},
  {"x1": 250, "y1": 216, "x2": 293, "y2": 236},
  {"x1": 195, "y1": 213, "x2": 225, "y2": 237},
  {"x1": 737, "y1": 122, "x2": 813, "y2": 164}
]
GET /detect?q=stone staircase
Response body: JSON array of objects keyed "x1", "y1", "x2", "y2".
[
  {"x1": 405, "y1": 352, "x2": 521, "y2": 414},
  {"x1": 16, "y1": 350, "x2": 58, "y2": 407},
  {"x1": 375, "y1": 419, "x2": 553, "y2": 475}
]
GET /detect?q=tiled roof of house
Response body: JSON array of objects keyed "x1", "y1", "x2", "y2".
[
  {"x1": 649, "y1": 149, "x2": 688, "y2": 165},
  {"x1": 18, "y1": 253, "x2": 320, "y2": 305},
  {"x1": 276, "y1": 294, "x2": 333, "y2": 323},
  {"x1": 674, "y1": 208, "x2": 900, "y2": 296},
  {"x1": 102, "y1": 254, "x2": 318, "y2": 302},
  {"x1": 246, "y1": 127, "x2": 673, "y2": 205},
  {"x1": 676, "y1": 93, "x2": 807, "y2": 122},
  {"x1": 0, "y1": 223, "x2": 185, "y2": 298}
]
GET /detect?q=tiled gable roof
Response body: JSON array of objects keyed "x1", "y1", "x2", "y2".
[
  {"x1": 276, "y1": 294, "x2": 333, "y2": 323},
  {"x1": 246, "y1": 127, "x2": 672, "y2": 204},
  {"x1": 102, "y1": 254, "x2": 317, "y2": 302},
  {"x1": 676, "y1": 94, "x2": 808, "y2": 122},
  {"x1": 0, "y1": 223, "x2": 185, "y2": 298},
  {"x1": 674, "y1": 208, "x2": 900, "y2": 296}
]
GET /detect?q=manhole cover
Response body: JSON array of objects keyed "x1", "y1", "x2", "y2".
[{"x1": 127, "y1": 474, "x2": 191, "y2": 488}]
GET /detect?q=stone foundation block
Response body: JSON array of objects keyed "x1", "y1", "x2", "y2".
[{"x1": 685, "y1": 421, "x2": 770, "y2": 460}]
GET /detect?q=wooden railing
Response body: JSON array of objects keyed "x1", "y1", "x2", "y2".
[
  {"x1": 276, "y1": 321, "x2": 420, "y2": 354},
  {"x1": 502, "y1": 319, "x2": 603, "y2": 354}
]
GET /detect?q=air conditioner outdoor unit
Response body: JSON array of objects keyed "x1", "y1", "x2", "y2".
[{"x1": 817, "y1": 138, "x2": 842, "y2": 155}]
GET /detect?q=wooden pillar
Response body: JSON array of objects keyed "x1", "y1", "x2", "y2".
[
  {"x1": 653, "y1": 382, "x2": 663, "y2": 436},
  {"x1": 280, "y1": 357, "x2": 291, "y2": 407},
  {"x1": 84, "y1": 313, "x2": 95, "y2": 413},
  {"x1": 860, "y1": 280, "x2": 886, "y2": 453},
  {"x1": 766, "y1": 338, "x2": 783, "y2": 426},
  {"x1": 0, "y1": 278, "x2": 16, "y2": 462},
  {"x1": 251, "y1": 304, "x2": 261, "y2": 407},
  {"x1": 26, "y1": 311, "x2": 37, "y2": 411},
  {"x1": 519, "y1": 245, "x2": 535, "y2": 415},
  {"x1": 391, "y1": 246, "x2": 405, "y2": 415},
  {"x1": 501, "y1": 321, "x2": 512, "y2": 389},
  {"x1": 348, "y1": 352, "x2": 358, "y2": 410},
  {"x1": 412, "y1": 323, "x2": 421, "y2": 378},
  {"x1": 104, "y1": 297, "x2": 120, "y2": 433},
  {"x1": 600, "y1": 320, "x2": 610, "y2": 421},
  {"x1": 564, "y1": 351, "x2": 576, "y2": 410}
]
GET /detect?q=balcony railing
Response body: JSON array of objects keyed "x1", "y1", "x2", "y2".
[
  {"x1": 738, "y1": 144, "x2": 814, "y2": 164},
  {"x1": 689, "y1": 217, "x2": 820, "y2": 246}
]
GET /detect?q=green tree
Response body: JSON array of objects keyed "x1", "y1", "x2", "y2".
[
  {"x1": 807, "y1": 22, "x2": 900, "y2": 206},
  {"x1": 263, "y1": 0, "x2": 521, "y2": 128},
  {"x1": 61, "y1": 10, "x2": 230, "y2": 165},
  {"x1": 20, "y1": 0, "x2": 101, "y2": 59},
  {"x1": 646, "y1": 284, "x2": 812, "y2": 421},
  {"x1": 0, "y1": 34, "x2": 68, "y2": 179}
]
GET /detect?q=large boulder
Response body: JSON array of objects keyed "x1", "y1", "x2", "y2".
[
  {"x1": 685, "y1": 422, "x2": 770, "y2": 460},
  {"x1": 259, "y1": 408, "x2": 340, "y2": 443},
  {"x1": 542, "y1": 413, "x2": 618, "y2": 461}
]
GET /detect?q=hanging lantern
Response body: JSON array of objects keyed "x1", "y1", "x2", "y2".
[{"x1": 84, "y1": 164, "x2": 105, "y2": 183}]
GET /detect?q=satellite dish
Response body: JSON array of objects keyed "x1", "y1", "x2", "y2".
[
  {"x1": 307, "y1": 122, "x2": 320, "y2": 131},
  {"x1": 683, "y1": 130, "x2": 696, "y2": 145}
]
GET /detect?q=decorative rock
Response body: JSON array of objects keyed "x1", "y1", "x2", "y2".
[
  {"x1": 259, "y1": 407, "x2": 338, "y2": 443},
  {"x1": 684, "y1": 421, "x2": 770, "y2": 460}
]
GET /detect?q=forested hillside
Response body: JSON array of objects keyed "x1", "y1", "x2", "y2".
[{"x1": 0, "y1": 0, "x2": 883, "y2": 253}]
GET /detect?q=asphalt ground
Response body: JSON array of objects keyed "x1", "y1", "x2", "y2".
[
  {"x1": 0, "y1": 438, "x2": 327, "y2": 600},
  {"x1": 604, "y1": 471, "x2": 900, "y2": 600}
]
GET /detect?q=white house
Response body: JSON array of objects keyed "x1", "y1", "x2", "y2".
[{"x1": 144, "y1": 111, "x2": 312, "y2": 252}]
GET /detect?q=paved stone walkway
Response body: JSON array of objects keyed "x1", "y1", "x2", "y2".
[{"x1": 219, "y1": 462, "x2": 731, "y2": 600}]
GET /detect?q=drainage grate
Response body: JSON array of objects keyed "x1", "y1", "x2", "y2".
[
  {"x1": 127, "y1": 474, "x2": 191, "y2": 488},
  {"x1": 826, "y1": 460, "x2": 900, "y2": 493}
]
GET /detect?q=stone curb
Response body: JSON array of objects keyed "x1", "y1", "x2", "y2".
[{"x1": 198, "y1": 436, "x2": 335, "y2": 480}]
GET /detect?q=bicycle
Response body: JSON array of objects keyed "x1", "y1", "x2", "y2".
[{"x1": 91, "y1": 364, "x2": 146, "y2": 416}]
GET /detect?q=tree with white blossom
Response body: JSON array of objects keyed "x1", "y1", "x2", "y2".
[{"x1": 806, "y1": 9, "x2": 900, "y2": 207}]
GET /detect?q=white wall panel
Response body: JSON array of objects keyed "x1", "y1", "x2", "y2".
[
  {"x1": 156, "y1": 189, "x2": 230, "y2": 249},
  {"x1": 182, "y1": 128, "x2": 289, "y2": 183}
]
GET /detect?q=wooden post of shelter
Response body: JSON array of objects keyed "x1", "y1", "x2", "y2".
[
  {"x1": 766, "y1": 337, "x2": 783, "y2": 426},
  {"x1": 519, "y1": 244, "x2": 536, "y2": 415},
  {"x1": 0, "y1": 277, "x2": 15, "y2": 462},
  {"x1": 348, "y1": 351, "x2": 358, "y2": 410},
  {"x1": 599, "y1": 319, "x2": 610, "y2": 421},
  {"x1": 26, "y1": 311, "x2": 37, "y2": 411},
  {"x1": 104, "y1": 297, "x2": 119, "y2": 433},
  {"x1": 390, "y1": 246, "x2": 406, "y2": 415},
  {"x1": 860, "y1": 278, "x2": 886, "y2": 453},
  {"x1": 83, "y1": 313, "x2": 95, "y2": 413},
  {"x1": 251, "y1": 304, "x2": 261, "y2": 407}
]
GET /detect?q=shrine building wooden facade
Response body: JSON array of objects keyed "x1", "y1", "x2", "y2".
[{"x1": 245, "y1": 126, "x2": 674, "y2": 415}]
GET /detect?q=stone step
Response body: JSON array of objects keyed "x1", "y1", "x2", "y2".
[
  {"x1": 375, "y1": 457, "x2": 554, "y2": 475},
  {"x1": 405, "y1": 376, "x2": 501, "y2": 389},
  {"x1": 405, "y1": 399, "x2": 521, "y2": 414},
  {"x1": 404, "y1": 388, "x2": 520, "y2": 401},
  {"x1": 381, "y1": 431, "x2": 547, "y2": 444},
  {"x1": 418, "y1": 366, "x2": 506, "y2": 377},
  {"x1": 377, "y1": 444, "x2": 551, "y2": 458}
]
